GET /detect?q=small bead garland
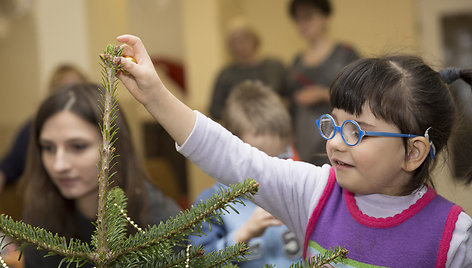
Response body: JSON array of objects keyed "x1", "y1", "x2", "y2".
[
  {"x1": 113, "y1": 203, "x2": 144, "y2": 233},
  {"x1": 0, "y1": 255, "x2": 8, "y2": 268},
  {"x1": 185, "y1": 244, "x2": 192, "y2": 268}
]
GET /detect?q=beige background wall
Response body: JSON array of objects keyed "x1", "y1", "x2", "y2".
[{"x1": 0, "y1": 0, "x2": 471, "y2": 214}]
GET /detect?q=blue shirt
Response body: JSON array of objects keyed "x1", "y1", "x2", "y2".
[{"x1": 190, "y1": 183, "x2": 302, "y2": 267}]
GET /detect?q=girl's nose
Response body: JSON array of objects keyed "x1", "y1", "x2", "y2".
[
  {"x1": 53, "y1": 148, "x2": 71, "y2": 172},
  {"x1": 327, "y1": 130, "x2": 347, "y2": 151}
]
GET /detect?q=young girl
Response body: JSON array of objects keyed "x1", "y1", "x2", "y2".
[
  {"x1": 20, "y1": 83, "x2": 181, "y2": 268},
  {"x1": 116, "y1": 35, "x2": 471, "y2": 267}
]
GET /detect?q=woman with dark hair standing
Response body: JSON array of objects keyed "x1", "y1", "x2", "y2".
[
  {"x1": 285, "y1": 0, "x2": 360, "y2": 165},
  {"x1": 20, "y1": 83, "x2": 181, "y2": 268}
]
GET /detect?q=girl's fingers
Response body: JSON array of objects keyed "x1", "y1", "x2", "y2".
[
  {"x1": 117, "y1": 34, "x2": 149, "y2": 61},
  {"x1": 119, "y1": 44, "x2": 134, "y2": 58},
  {"x1": 116, "y1": 71, "x2": 136, "y2": 91},
  {"x1": 118, "y1": 57, "x2": 137, "y2": 76}
]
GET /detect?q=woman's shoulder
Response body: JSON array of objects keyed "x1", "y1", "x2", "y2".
[
  {"x1": 333, "y1": 42, "x2": 361, "y2": 61},
  {"x1": 261, "y1": 57, "x2": 285, "y2": 66},
  {"x1": 144, "y1": 181, "x2": 182, "y2": 224}
]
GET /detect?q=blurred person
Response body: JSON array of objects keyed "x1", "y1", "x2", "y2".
[
  {"x1": 191, "y1": 81, "x2": 302, "y2": 267},
  {"x1": 285, "y1": 0, "x2": 360, "y2": 165},
  {"x1": 208, "y1": 17, "x2": 287, "y2": 121}
]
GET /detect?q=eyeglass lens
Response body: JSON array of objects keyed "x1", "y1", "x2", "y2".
[
  {"x1": 342, "y1": 121, "x2": 360, "y2": 145},
  {"x1": 319, "y1": 116, "x2": 335, "y2": 139},
  {"x1": 318, "y1": 115, "x2": 362, "y2": 146}
]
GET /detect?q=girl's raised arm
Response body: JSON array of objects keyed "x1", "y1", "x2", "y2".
[{"x1": 116, "y1": 34, "x2": 195, "y2": 146}]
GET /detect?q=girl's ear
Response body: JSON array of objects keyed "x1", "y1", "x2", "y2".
[{"x1": 402, "y1": 137, "x2": 430, "y2": 172}]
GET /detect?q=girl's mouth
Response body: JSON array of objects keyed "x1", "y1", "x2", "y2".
[{"x1": 332, "y1": 159, "x2": 353, "y2": 168}]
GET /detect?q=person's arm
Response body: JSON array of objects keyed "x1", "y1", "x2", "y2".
[
  {"x1": 233, "y1": 207, "x2": 282, "y2": 244},
  {"x1": 116, "y1": 34, "x2": 331, "y2": 243},
  {"x1": 0, "y1": 172, "x2": 5, "y2": 194},
  {"x1": 447, "y1": 212, "x2": 472, "y2": 267},
  {"x1": 117, "y1": 35, "x2": 195, "y2": 146},
  {"x1": 294, "y1": 85, "x2": 330, "y2": 106},
  {"x1": 0, "y1": 121, "x2": 32, "y2": 190},
  {"x1": 190, "y1": 186, "x2": 281, "y2": 252}
]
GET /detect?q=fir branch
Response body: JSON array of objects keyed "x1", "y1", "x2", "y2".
[
  {"x1": 106, "y1": 179, "x2": 259, "y2": 263},
  {"x1": 197, "y1": 243, "x2": 249, "y2": 268},
  {"x1": 107, "y1": 242, "x2": 173, "y2": 268},
  {"x1": 289, "y1": 246, "x2": 348, "y2": 268},
  {"x1": 0, "y1": 215, "x2": 93, "y2": 262},
  {"x1": 140, "y1": 244, "x2": 204, "y2": 268},
  {"x1": 91, "y1": 187, "x2": 128, "y2": 256},
  {"x1": 96, "y1": 44, "x2": 123, "y2": 266}
]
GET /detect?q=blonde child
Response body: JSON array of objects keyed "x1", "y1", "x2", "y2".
[
  {"x1": 190, "y1": 80, "x2": 302, "y2": 267},
  {"x1": 116, "y1": 35, "x2": 471, "y2": 267}
]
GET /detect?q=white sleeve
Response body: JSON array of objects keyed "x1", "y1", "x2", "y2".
[
  {"x1": 447, "y1": 212, "x2": 472, "y2": 268},
  {"x1": 177, "y1": 111, "x2": 331, "y2": 242}
]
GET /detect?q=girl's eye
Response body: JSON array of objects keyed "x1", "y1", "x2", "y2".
[
  {"x1": 71, "y1": 143, "x2": 88, "y2": 151},
  {"x1": 40, "y1": 144, "x2": 55, "y2": 153},
  {"x1": 352, "y1": 130, "x2": 360, "y2": 139}
]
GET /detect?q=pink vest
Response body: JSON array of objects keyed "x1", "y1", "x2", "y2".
[{"x1": 303, "y1": 168, "x2": 463, "y2": 267}]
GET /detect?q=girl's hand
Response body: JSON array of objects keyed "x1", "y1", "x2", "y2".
[
  {"x1": 115, "y1": 34, "x2": 196, "y2": 146},
  {"x1": 116, "y1": 34, "x2": 163, "y2": 108}
]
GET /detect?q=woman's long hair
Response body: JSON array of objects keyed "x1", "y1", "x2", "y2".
[{"x1": 21, "y1": 83, "x2": 150, "y2": 238}]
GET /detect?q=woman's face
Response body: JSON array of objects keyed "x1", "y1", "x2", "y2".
[
  {"x1": 293, "y1": 5, "x2": 328, "y2": 43},
  {"x1": 39, "y1": 110, "x2": 101, "y2": 201},
  {"x1": 228, "y1": 29, "x2": 258, "y2": 61}
]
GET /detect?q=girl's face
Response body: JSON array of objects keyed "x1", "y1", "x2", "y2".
[
  {"x1": 326, "y1": 106, "x2": 411, "y2": 196},
  {"x1": 39, "y1": 110, "x2": 101, "y2": 201},
  {"x1": 293, "y1": 6, "x2": 328, "y2": 44}
]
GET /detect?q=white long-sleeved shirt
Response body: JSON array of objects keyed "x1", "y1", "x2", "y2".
[{"x1": 178, "y1": 111, "x2": 471, "y2": 267}]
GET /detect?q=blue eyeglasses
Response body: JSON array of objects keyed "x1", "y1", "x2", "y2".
[{"x1": 315, "y1": 114, "x2": 436, "y2": 158}]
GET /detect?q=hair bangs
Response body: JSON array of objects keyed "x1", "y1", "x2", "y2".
[{"x1": 330, "y1": 58, "x2": 409, "y2": 126}]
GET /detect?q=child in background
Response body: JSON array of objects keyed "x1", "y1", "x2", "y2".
[
  {"x1": 116, "y1": 35, "x2": 471, "y2": 267},
  {"x1": 190, "y1": 80, "x2": 302, "y2": 267}
]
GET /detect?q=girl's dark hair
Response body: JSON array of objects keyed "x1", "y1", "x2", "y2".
[
  {"x1": 21, "y1": 83, "x2": 150, "y2": 238},
  {"x1": 289, "y1": 0, "x2": 332, "y2": 18},
  {"x1": 330, "y1": 55, "x2": 472, "y2": 194}
]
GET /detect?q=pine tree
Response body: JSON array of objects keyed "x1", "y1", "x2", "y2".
[{"x1": 0, "y1": 44, "x2": 347, "y2": 268}]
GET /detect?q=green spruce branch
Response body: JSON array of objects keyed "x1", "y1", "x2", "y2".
[{"x1": 290, "y1": 247, "x2": 348, "y2": 268}]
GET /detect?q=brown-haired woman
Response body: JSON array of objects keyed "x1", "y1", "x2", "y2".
[{"x1": 20, "y1": 83, "x2": 181, "y2": 268}]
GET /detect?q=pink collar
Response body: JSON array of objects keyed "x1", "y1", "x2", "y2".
[{"x1": 344, "y1": 186, "x2": 437, "y2": 228}]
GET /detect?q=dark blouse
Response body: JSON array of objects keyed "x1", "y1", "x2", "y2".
[
  {"x1": 285, "y1": 43, "x2": 360, "y2": 165},
  {"x1": 209, "y1": 57, "x2": 287, "y2": 120},
  {"x1": 23, "y1": 182, "x2": 181, "y2": 268}
]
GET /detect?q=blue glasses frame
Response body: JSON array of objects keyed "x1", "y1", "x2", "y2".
[
  {"x1": 315, "y1": 114, "x2": 419, "y2": 146},
  {"x1": 315, "y1": 114, "x2": 436, "y2": 159}
]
